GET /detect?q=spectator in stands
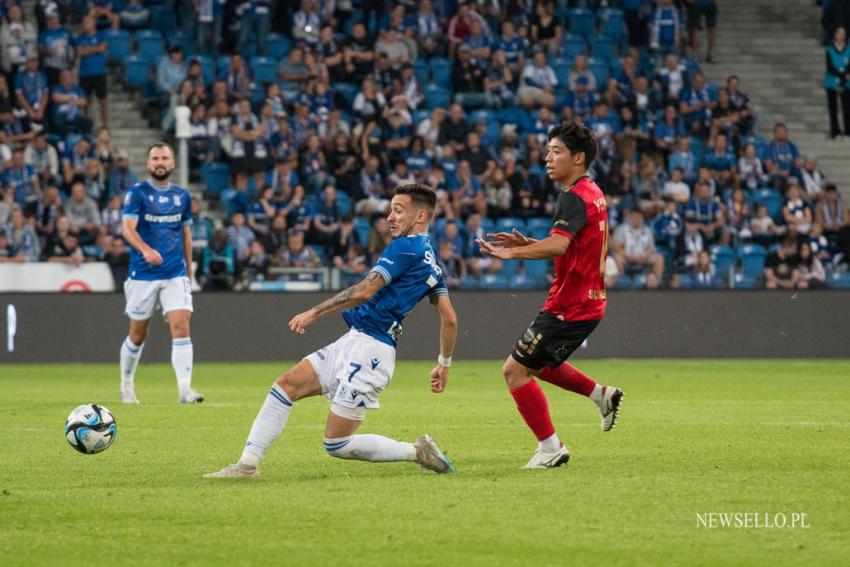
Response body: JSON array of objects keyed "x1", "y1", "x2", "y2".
[
  {"x1": 704, "y1": 132, "x2": 738, "y2": 190},
  {"x1": 14, "y1": 56, "x2": 48, "y2": 131},
  {"x1": 675, "y1": 217, "x2": 705, "y2": 272},
  {"x1": 231, "y1": 98, "x2": 270, "y2": 191},
  {"x1": 206, "y1": 99, "x2": 232, "y2": 162},
  {"x1": 227, "y1": 210, "x2": 255, "y2": 269},
  {"x1": 824, "y1": 26, "x2": 850, "y2": 138},
  {"x1": 725, "y1": 187, "x2": 752, "y2": 243},
  {"x1": 119, "y1": 0, "x2": 148, "y2": 31},
  {"x1": 51, "y1": 69, "x2": 92, "y2": 137},
  {"x1": 276, "y1": 229, "x2": 320, "y2": 268},
  {"x1": 710, "y1": 87, "x2": 739, "y2": 142},
  {"x1": 263, "y1": 213, "x2": 288, "y2": 255},
  {"x1": 678, "y1": 71, "x2": 712, "y2": 137},
  {"x1": 438, "y1": 103, "x2": 471, "y2": 153},
  {"x1": 45, "y1": 227, "x2": 82, "y2": 265},
  {"x1": 101, "y1": 193, "x2": 122, "y2": 238},
  {"x1": 687, "y1": 0, "x2": 718, "y2": 63},
  {"x1": 1, "y1": 4, "x2": 37, "y2": 87},
  {"x1": 652, "y1": 104, "x2": 685, "y2": 157},
  {"x1": 612, "y1": 209, "x2": 664, "y2": 288},
  {"x1": 452, "y1": 44, "x2": 487, "y2": 109},
  {"x1": 0, "y1": 230, "x2": 12, "y2": 262},
  {"x1": 484, "y1": 167, "x2": 512, "y2": 218},
  {"x1": 460, "y1": 131, "x2": 495, "y2": 182},
  {"x1": 64, "y1": 181, "x2": 100, "y2": 243},
  {"x1": 292, "y1": 0, "x2": 321, "y2": 49},
  {"x1": 103, "y1": 233, "x2": 129, "y2": 285},
  {"x1": 725, "y1": 74, "x2": 754, "y2": 135},
  {"x1": 567, "y1": 54, "x2": 597, "y2": 93},
  {"x1": 415, "y1": 0, "x2": 442, "y2": 59},
  {"x1": 237, "y1": 0, "x2": 271, "y2": 59},
  {"x1": 817, "y1": 183, "x2": 844, "y2": 241},
  {"x1": 107, "y1": 150, "x2": 136, "y2": 198},
  {"x1": 0, "y1": 104, "x2": 34, "y2": 149},
  {"x1": 765, "y1": 122, "x2": 800, "y2": 189},
  {"x1": 782, "y1": 182, "x2": 813, "y2": 236},
  {"x1": 749, "y1": 203, "x2": 783, "y2": 247},
  {"x1": 327, "y1": 213, "x2": 360, "y2": 265},
  {"x1": 87, "y1": 0, "x2": 118, "y2": 29},
  {"x1": 662, "y1": 167, "x2": 690, "y2": 203},
  {"x1": 310, "y1": 185, "x2": 341, "y2": 246},
  {"x1": 530, "y1": 0, "x2": 561, "y2": 58},
  {"x1": 438, "y1": 239, "x2": 465, "y2": 288},
  {"x1": 242, "y1": 240, "x2": 270, "y2": 284},
  {"x1": 202, "y1": 227, "x2": 236, "y2": 290},
  {"x1": 366, "y1": 216, "x2": 392, "y2": 259},
  {"x1": 809, "y1": 222, "x2": 834, "y2": 266},
  {"x1": 196, "y1": 0, "x2": 225, "y2": 58},
  {"x1": 446, "y1": 2, "x2": 476, "y2": 58},
  {"x1": 225, "y1": 54, "x2": 251, "y2": 102},
  {"x1": 738, "y1": 142, "x2": 768, "y2": 190},
  {"x1": 35, "y1": 1, "x2": 67, "y2": 30},
  {"x1": 0, "y1": 184, "x2": 12, "y2": 224},
  {"x1": 623, "y1": 0, "x2": 652, "y2": 48},
  {"x1": 800, "y1": 155, "x2": 827, "y2": 199},
  {"x1": 3, "y1": 148, "x2": 40, "y2": 212},
  {"x1": 518, "y1": 49, "x2": 557, "y2": 109},
  {"x1": 343, "y1": 22, "x2": 375, "y2": 84},
  {"x1": 82, "y1": 157, "x2": 105, "y2": 205},
  {"x1": 93, "y1": 126, "x2": 117, "y2": 171},
  {"x1": 654, "y1": 198, "x2": 683, "y2": 249},
  {"x1": 437, "y1": 219, "x2": 464, "y2": 256},
  {"x1": 799, "y1": 241, "x2": 828, "y2": 288},
  {"x1": 649, "y1": 0, "x2": 683, "y2": 67},
  {"x1": 244, "y1": 186, "x2": 274, "y2": 238},
  {"x1": 34, "y1": 183, "x2": 61, "y2": 241},
  {"x1": 37, "y1": 12, "x2": 72, "y2": 87},
  {"x1": 24, "y1": 133, "x2": 58, "y2": 188},
  {"x1": 451, "y1": 159, "x2": 487, "y2": 219},
  {"x1": 74, "y1": 15, "x2": 108, "y2": 128},
  {"x1": 61, "y1": 136, "x2": 92, "y2": 188},
  {"x1": 686, "y1": 180, "x2": 727, "y2": 245},
  {"x1": 157, "y1": 46, "x2": 187, "y2": 131},
  {"x1": 765, "y1": 238, "x2": 804, "y2": 289},
  {"x1": 689, "y1": 250, "x2": 722, "y2": 288},
  {"x1": 3, "y1": 206, "x2": 39, "y2": 261}
]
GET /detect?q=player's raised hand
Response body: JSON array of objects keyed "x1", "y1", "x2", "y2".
[
  {"x1": 485, "y1": 228, "x2": 532, "y2": 248},
  {"x1": 475, "y1": 238, "x2": 514, "y2": 260},
  {"x1": 141, "y1": 247, "x2": 163, "y2": 265},
  {"x1": 289, "y1": 309, "x2": 317, "y2": 335},
  {"x1": 429, "y1": 364, "x2": 449, "y2": 393}
]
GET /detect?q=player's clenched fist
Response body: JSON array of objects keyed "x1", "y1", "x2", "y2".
[
  {"x1": 429, "y1": 365, "x2": 448, "y2": 393},
  {"x1": 141, "y1": 247, "x2": 163, "y2": 265}
]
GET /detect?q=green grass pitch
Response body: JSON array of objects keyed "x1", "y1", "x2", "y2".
[{"x1": 1, "y1": 360, "x2": 848, "y2": 566}]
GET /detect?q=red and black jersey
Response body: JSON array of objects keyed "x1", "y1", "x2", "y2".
[{"x1": 543, "y1": 175, "x2": 608, "y2": 322}]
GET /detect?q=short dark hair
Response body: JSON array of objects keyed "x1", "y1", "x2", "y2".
[
  {"x1": 393, "y1": 183, "x2": 437, "y2": 215},
  {"x1": 548, "y1": 120, "x2": 598, "y2": 167},
  {"x1": 147, "y1": 141, "x2": 174, "y2": 157}
]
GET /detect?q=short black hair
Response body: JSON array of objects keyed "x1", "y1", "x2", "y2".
[
  {"x1": 547, "y1": 120, "x2": 597, "y2": 167},
  {"x1": 147, "y1": 141, "x2": 174, "y2": 157},
  {"x1": 394, "y1": 183, "x2": 437, "y2": 215}
]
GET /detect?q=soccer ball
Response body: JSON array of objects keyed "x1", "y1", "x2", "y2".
[{"x1": 64, "y1": 404, "x2": 117, "y2": 455}]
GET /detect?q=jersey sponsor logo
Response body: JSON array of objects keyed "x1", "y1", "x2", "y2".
[
  {"x1": 587, "y1": 289, "x2": 606, "y2": 300},
  {"x1": 143, "y1": 213, "x2": 182, "y2": 223},
  {"x1": 554, "y1": 219, "x2": 569, "y2": 227},
  {"x1": 593, "y1": 196, "x2": 607, "y2": 213},
  {"x1": 174, "y1": 195, "x2": 182, "y2": 206},
  {"x1": 379, "y1": 257, "x2": 395, "y2": 265},
  {"x1": 158, "y1": 196, "x2": 169, "y2": 203},
  {"x1": 148, "y1": 195, "x2": 154, "y2": 201},
  {"x1": 370, "y1": 357, "x2": 380, "y2": 370}
]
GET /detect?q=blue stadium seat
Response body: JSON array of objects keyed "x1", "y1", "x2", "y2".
[
  {"x1": 599, "y1": 8, "x2": 627, "y2": 49},
  {"x1": 429, "y1": 58, "x2": 452, "y2": 85},
  {"x1": 354, "y1": 217, "x2": 371, "y2": 245},
  {"x1": 561, "y1": 34, "x2": 587, "y2": 58},
  {"x1": 754, "y1": 188, "x2": 783, "y2": 222},
  {"x1": 551, "y1": 59, "x2": 572, "y2": 83},
  {"x1": 828, "y1": 272, "x2": 850, "y2": 289},
  {"x1": 424, "y1": 85, "x2": 451, "y2": 109},
  {"x1": 588, "y1": 58, "x2": 609, "y2": 87},
  {"x1": 412, "y1": 60, "x2": 430, "y2": 85},
  {"x1": 480, "y1": 218, "x2": 495, "y2": 234},
  {"x1": 499, "y1": 260, "x2": 520, "y2": 276},
  {"x1": 216, "y1": 55, "x2": 231, "y2": 79},
  {"x1": 204, "y1": 162, "x2": 231, "y2": 196},
  {"x1": 523, "y1": 259, "x2": 549, "y2": 279},
  {"x1": 250, "y1": 56, "x2": 277, "y2": 85},
  {"x1": 527, "y1": 217, "x2": 551, "y2": 236},
  {"x1": 568, "y1": 9, "x2": 596, "y2": 38},
  {"x1": 496, "y1": 217, "x2": 526, "y2": 234},
  {"x1": 169, "y1": 30, "x2": 193, "y2": 56},
  {"x1": 497, "y1": 107, "x2": 532, "y2": 132},
  {"x1": 711, "y1": 245, "x2": 735, "y2": 279},
  {"x1": 266, "y1": 33, "x2": 290, "y2": 60},
  {"x1": 122, "y1": 55, "x2": 151, "y2": 89},
  {"x1": 678, "y1": 273, "x2": 694, "y2": 289},
  {"x1": 589, "y1": 35, "x2": 616, "y2": 62},
  {"x1": 105, "y1": 29, "x2": 131, "y2": 63},
  {"x1": 732, "y1": 273, "x2": 757, "y2": 289},
  {"x1": 135, "y1": 29, "x2": 164, "y2": 63},
  {"x1": 413, "y1": 109, "x2": 431, "y2": 125},
  {"x1": 149, "y1": 5, "x2": 176, "y2": 35},
  {"x1": 738, "y1": 244, "x2": 766, "y2": 278},
  {"x1": 336, "y1": 190, "x2": 351, "y2": 216},
  {"x1": 460, "y1": 274, "x2": 480, "y2": 290},
  {"x1": 611, "y1": 274, "x2": 632, "y2": 289}
]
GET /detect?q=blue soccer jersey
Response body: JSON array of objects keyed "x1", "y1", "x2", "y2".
[
  {"x1": 343, "y1": 233, "x2": 448, "y2": 347},
  {"x1": 122, "y1": 180, "x2": 192, "y2": 281}
]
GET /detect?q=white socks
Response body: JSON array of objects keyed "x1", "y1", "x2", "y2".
[
  {"x1": 239, "y1": 385, "x2": 293, "y2": 469},
  {"x1": 539, "y1": 433, "x2": 562, "y2": 452},
  {"x1": 324, "y1": 434, "x2": 417, "y2": 462},
  {"x1": 590, "y1": 384, "x2": 605, "y2": 406},
  {"x1": 120, "y1": 337, "x2": 144, "y2": 389},
  {"x1": 171, "y1": 338, "x2": 193, "y2": 394}
]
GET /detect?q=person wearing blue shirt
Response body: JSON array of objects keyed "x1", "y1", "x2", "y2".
[
  {"x1": 119, "y1": 142, "x2": 203, "y2": 405},
  {"x1": 206, "y1": 183, "x2": 458, "y2": 479},
  {"x1": 765, "y1": 122, "x2": 800, "y2": 185},
  {"x1": 14, "y1": 56, "x2": 49, "y2": 128},
  {"x1": 73, "y1": 16, "x2": 108, "y2": 127},
  {"x1": 649, "y1": 0, "x2": 682, "y2": 66},
  {"x1": 704, "y1": 133, "x2": 737, "y2": 189},
  {"x1": 37, "y1": 12, "x2": 72, "y2": 86},
  {"x1": 495, "y1": 20, "x2": 525, "y2": 75},
  {"x1": 50, "y1": 69, "x2": 92, "y2": 137}
]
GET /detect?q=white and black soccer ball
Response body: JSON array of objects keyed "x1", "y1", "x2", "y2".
[{"x1": 64, "y1": 404, "x2": 117, "y2": 455}]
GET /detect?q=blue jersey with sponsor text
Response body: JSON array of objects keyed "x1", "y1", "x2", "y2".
[
  {"x1": 122, "y1": 180, "x2": 192, "y2": 281},
  {"x1": 343, "y1": 233, "x2": 448, "y2": 347}
]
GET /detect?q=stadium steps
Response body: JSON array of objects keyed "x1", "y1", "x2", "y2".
[{"x1": 704, "y1": 0, "x2": 850, "y2": 201}]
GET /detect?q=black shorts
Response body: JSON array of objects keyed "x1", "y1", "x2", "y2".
[
  {"x1": 79, "y1": 74, "x2": 107, "y2": 99},
  {"x1": 511, "y1": 312, "x2": 600, "y2": 371},
  {"x1": 687, "y1": 3, "x2": 718, "y2": 29}
]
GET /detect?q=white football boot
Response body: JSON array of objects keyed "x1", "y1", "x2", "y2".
[
  {"x1": 179, "y1": 389, "x2": 205, "y2": 404},
  {"x1": 414, "y1": 435, "x2": 456, "y2": 473},
  {"x1": 120, "y1": 386, "x2": 140, "y2": 404},
  {"x1": 203, "y1": 463, "x2": 259, "y2": 479},
  {"x1": 523, "y1": 444, "x2": 571, "y2": 469},
  {"x1": 597, "y1": 387, "x2": 624, "y2": 431}
]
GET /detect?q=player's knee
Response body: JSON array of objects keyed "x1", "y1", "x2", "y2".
[
  {"x1": 323, "y1": 436, "x2": 354, "y2": 459},
  {"x1": 275, "y1": 372, "x2": 302, "y2": 402}
]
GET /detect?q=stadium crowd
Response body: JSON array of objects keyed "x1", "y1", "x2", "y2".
[{"x1": 1, "y1": 0, "x2": 850, "y2": 290}]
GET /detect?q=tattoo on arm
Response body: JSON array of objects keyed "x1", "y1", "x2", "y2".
[{"x1": 312, "y1": 272, "x2": 383, "y2": 317}]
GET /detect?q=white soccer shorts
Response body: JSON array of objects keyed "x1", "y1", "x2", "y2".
[
  {"x1": 306, "y1": 328, "x2": 396, "y2": 411},
  {"x1": 124, "y1": 276, "x2": 193, "y2": 320}
]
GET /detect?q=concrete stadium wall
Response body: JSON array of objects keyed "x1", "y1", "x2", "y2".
[{"x1": 0, "y1": 291, "x2": 848, "y2": 364}]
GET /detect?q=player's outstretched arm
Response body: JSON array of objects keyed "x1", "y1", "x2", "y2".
[
  {"x1": 428, "y1": 294, "x2": 457, "y2": 394},
  {"x1": 476, "y1": 233, "x2": 570, "y2": 261},
  {"x1": 485, "y1": 228, "x2": 536, "y2": 248},
  {"x1": 289, "y1": 271, "x2": 386, "y2": 334},
  {"x1": 122, "y1": 218, "x2": 163, "y2": 265}
]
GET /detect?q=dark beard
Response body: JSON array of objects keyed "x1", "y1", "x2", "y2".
[{"x1": 149, "y1": 167, "x2": 172, "y2": 181}]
